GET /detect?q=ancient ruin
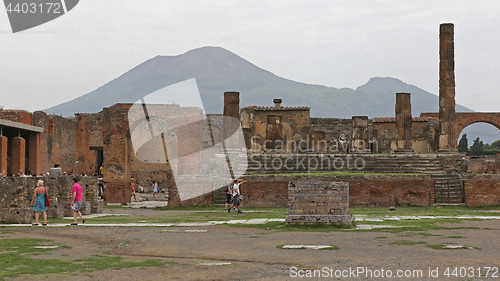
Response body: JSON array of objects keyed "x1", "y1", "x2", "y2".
[{"x1": 1, "y1": 23, "x2": 499, "y2": 223}]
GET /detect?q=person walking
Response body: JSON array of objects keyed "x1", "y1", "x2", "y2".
[
  {"x1": 229, "y1": 179, "x2": 246, "y2": 213},
  {"x1": 224, "y1": 179, "x2": 234, "y2": 212},
  {"x1": 131, "y1": 177, "x2": 137, "y2": 202},
  {"x1": 70, "y1": 177, "x2": 85, "y2": 225},
  {"x1": 152, "y1": 181, "x2": 158, "y2": 201},
  {"x1": 31, "y1": 180, "x2": 48, "y2": 226}
]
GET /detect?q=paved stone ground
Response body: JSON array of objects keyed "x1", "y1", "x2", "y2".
[{"x1": 4, "y1": 218, "x2": 500, "y2": 280}]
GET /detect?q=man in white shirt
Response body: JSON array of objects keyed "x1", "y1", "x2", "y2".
[{"x1": 229, "y1": 179, "x2": 246, "y2": 213}]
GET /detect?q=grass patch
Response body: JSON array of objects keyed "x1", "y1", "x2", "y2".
[
  {"x1": 0, "y1": 238, "x2": 165, "y2": 280},
  {"x1": 351, "y1": 205, "x2": 500, "y2": 218},
  {"x1": 391, "y1": 240, "x2": 428, "y2": 245},
  {"x1": 446, "y1": 235, "x2": 465, "y2": 239},
  {"x1": 375, "y1": 236, "x2": 387, "y2": 239}
]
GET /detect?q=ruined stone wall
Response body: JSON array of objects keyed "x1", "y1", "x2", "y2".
[
  {"x1": 76, "y1": 113, "x2": 103, "y2": 175},
  {"x1": 372, "y1": 119, "x2": 438, "y2": 153},
  {"x1": 45, "y1": 115, "x2": 77, "y2": 173},
  {"x1": 286, "y1": 181, "x2": 351, "y2": 225},
  {"x1": 0, "y1": 176, "x2": 101, "y2": 223},
  {"x1": 0, "y1": 110, "x2": 78, "y2": 174},
  {"x1": 242, "y1": 106, "x2": 310, "y2": 153},
  {"x1": 242, "y1": 174, "x2": 435, "y2": 207},
  {"x1": 463, "y1": 175, "x2": 500, "y2": 206},
  {"x1": 310, "y1": 118, "x2": 353, "y2": 153},
  {"x1": 0, "y1": 110, "x2": 32, "y2": 125}
]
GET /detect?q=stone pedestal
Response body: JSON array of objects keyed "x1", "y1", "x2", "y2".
[
  {"x1": 286, "y1": 181, "x2": 352, "y2": 226},
  {"x1": 49, "y1": 168, "x2": 62, "y2": 178}
]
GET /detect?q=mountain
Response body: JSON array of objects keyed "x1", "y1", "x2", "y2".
[{"x1": 45, "y1": 46, "x2": 473, "y2": 118}]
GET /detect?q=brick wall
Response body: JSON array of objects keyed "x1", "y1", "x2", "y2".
[
  {"x1": 76, "y1": 113, "x2": 103, "y2": 175},
  {"x1": 238, "y1": 175, "x2": 435, "y2": 207},
  {"x1": 286, "y1": 181, "x2": 351, "y2": 225},
  {"x1": 464, "y1": 175, "x2": 500, "y2": 206}
]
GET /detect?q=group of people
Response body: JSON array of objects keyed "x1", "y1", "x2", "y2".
[
  {"x1": 31, "y1": 177, "x2": 85, "y2": 226},
  {"x1": 129, "y1": 178, "x2": 161, "y2": 202},
  {"x1": 224, "y1": 179, "x2": 246, "y2": 213}
]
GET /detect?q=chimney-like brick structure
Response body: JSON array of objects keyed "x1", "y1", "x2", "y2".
[
  {"x1": 395, "y1": 93, "x2": 413, "y2": 153},
  {"x1": 223, "y1": 92, "x2": 240, "y2": 149},
  {"x1": 273, "y1": 99, "x2": 282, "y2": 109},
  {"x1": 438, "y1": 23, "x2": 457, "y2": 152}
]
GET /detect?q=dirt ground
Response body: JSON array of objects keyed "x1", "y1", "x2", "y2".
[{"x1": 3, "y1": 209, "x2": 500, "y2": 281}]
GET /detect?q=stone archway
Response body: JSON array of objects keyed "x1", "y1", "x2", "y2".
[{"x1": 454, "y1": 113, "x2": 500, "y2": 149}]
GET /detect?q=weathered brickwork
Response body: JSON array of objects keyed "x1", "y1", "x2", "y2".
[
  {"x1": 75, "y1": 113, "x2": 103, "y2": 175},
  {"x1": 463, "y1": 175, "x2": 500, "y2": 207},
  {"x1": 102, "y1": 104, "x2": 132, "y2": 204},
  {"x1": 286, "y1": 181, "x2": 352, "y2": 225},
  {"x1": 241, "y1": 99, "x2": 310, "y2": 153},
  {"x1": 0, "y1": 176, "x2": 102, "y2": 223}
]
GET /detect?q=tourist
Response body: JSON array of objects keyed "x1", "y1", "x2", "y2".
[
  {"x1": 224, "y1": 179, "x2": 234, "y2": 212},
  {"x1": 0, "y1": 169, "x2": 6, "y2": 177},
  {"x1": 152, "y1": 180, "x2": 159, "y2": 201},
  {"x1": 70, "y1": 177, "x2": 85, "y2": 225},
  {"x1": 31, "y1": 180, "x2": 48, "y2": 226},
  {"x1": 131, "y1": 177, "x2": 137, "y2": 202},
  {"x1": 229, "y1": 179, "x2": 246, "y2": 213}
]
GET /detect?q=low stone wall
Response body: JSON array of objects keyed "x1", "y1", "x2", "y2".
[
  {"x1": 463, "y1": 175, "x2": 500, "y2": 207},
  {"x1": 286, "y1": 181, "x2": 351, "y2": 225},
  {"x1": 0, "y1": 176, "x2": 103, "y2": 223},
  {"x1": 240, "y1": 175, "x2": 435, "y2": 207}
]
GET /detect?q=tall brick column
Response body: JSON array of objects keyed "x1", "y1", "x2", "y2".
[
  {"x1": 102, "y1": 105, "x2": 132, "y2": 204},
  {"x1": 11, "y1": 136, "x2": 26, "y2": 175},
  {"x1": 438, "y1": 23, "x2": 458, "y2": 152},
  {"x1": 28, "y1": 133, "x2": 43, "y2": 175},
  {"x1": 395, "y1": 93, "x2": 413, "y2": 153},
  {"x1": 351, "y1": 116, "x2": 369, "y2": 153},
  {"x1": 0, "y1": 135, "x2": 7, "y2": 174},
  {"x1": 223, "y1": 92, "x2": 240, "y2": 149}
]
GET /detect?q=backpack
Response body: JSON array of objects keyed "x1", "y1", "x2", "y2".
[{"x1": 223, "y1": 184, "x2": 230, "y2": 193}]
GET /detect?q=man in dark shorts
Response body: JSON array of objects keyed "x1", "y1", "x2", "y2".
[
  {"x1": 224, "y1": 179, "x2": 234, "y2": 212},
  {"x1": 229, "y1": 179, "x2": 246, "y2": 213},
  {"x1": 71, "y1": 177, "x2": 85, "y2": 225}
]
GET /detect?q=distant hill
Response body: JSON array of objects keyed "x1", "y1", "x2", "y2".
[{"x1": 45, "y1": 46, "x2": 473, "y2": 118}]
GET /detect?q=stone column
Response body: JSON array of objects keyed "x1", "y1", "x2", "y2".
[
  {"x1": 351, "y1": 116, "x2": 369, "y2": 153},
  {"x1": 223, "y1": 92, "x2": 240, "y2": 149},
  {"x1": 28, "y1": 133, "x2": 43, "y2": 175},
  {"x1": 394, "y1": 93, "x2": 413, "y2": 153},
  {"x1": 11, "y1": 136, "x2": 26, "y2": 175},
  {"x1": 438, "y1": 23, "x2": 458, "y2": 152},
  {"x1": 0, "y1": 135, "x2": 7, "y2": 174}
]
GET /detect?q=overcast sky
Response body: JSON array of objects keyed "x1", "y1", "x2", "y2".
[{"x1": 1, "y1": 0, "x2": 499, "y2": 114}]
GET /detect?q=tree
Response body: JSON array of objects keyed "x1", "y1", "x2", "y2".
[
  {"x1": 458, "y1": 134, "x2": 468, "y2": 152},
  {"x1": 492, "y1": 140, "x2": 500, "y2": 150},
  {"x1": 470, "y1": 137, "x2": 484, "y2": 155}
]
